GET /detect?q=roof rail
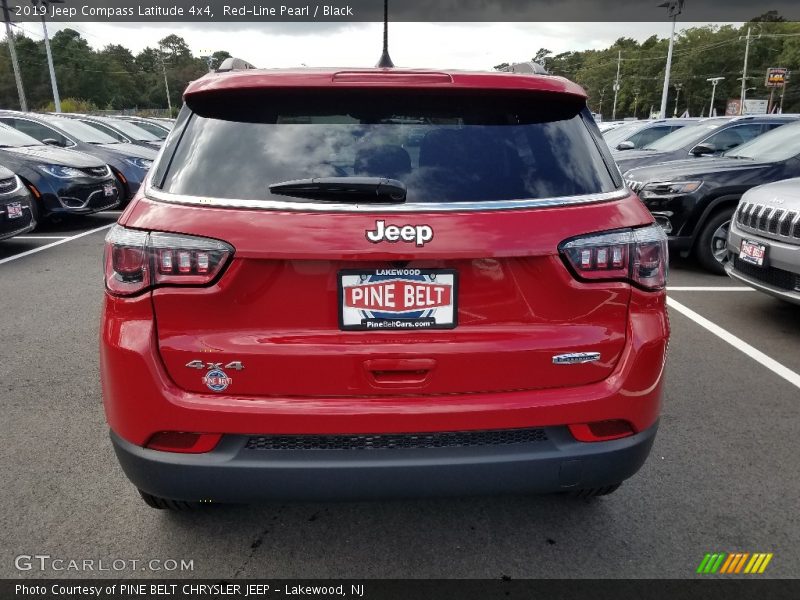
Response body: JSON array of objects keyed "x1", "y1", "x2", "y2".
[
  {"x1": 216, "y1": 57, "x2": 256, "y2": 73},
  {"x1": 499, "y1": 61, "x2": 549, "y2": 75}
]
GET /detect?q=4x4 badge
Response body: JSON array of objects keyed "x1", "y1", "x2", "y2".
[
  {"x1": 366, "y1": 220, "x2": 433, "y2": 247},
  {"x1": 185, "y1": 360, "x2": 245, "y2": 371}
]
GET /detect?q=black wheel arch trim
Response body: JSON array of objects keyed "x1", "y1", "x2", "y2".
[{"x1": 687, "y1": 194, "x2": 741, "y2": 248}]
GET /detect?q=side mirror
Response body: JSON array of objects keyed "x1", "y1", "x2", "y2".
[
  {"x1": 690, "y1": 142, "x2": 716, "y2": 156},
  {"x1": 616, "y1": 141, "x2": 635, "y2": 151},
  {"x1": 42, "y1": 138, "x2": 63, "y2": 147}
]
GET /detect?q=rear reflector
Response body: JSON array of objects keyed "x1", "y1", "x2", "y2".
[
  {"x1": 569, "y1": 420, "x2": 635, "y2": 442},
  {"x1": 146, "y1": 432, "x2": 222, "y2": 454}
]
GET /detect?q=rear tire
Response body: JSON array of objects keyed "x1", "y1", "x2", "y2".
[
  {"x1": 695, "y1": 208, "x2": 735, "y2": 275},
  {"x1": 565, "y1": 483, "x2": 621, "y2": 498},
  {"x1": 138, "y1": 489, "x2": 201, "y2": 511}
]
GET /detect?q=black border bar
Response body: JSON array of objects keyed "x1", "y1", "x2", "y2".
[
  {"x1": 3, "y1": 579, "x2": 800, "y2": 600},
  {"x1": 3, "y1": 1, "x2": 800, "y2": 23}
]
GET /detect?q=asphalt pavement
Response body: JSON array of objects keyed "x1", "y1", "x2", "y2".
[{"x1": 0, "y1": 215, "x2": 798, "y2": 579}]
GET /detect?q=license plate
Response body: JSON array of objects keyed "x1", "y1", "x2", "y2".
[
  {"x1": 740, "y1": 239, "x2": 768, "y2": 267},
  {"x1": 339, "y1": 268, "x2": 458, "y2": 331},
  {"x1": 6, "y1": 202, "x2": 22, "y2": 219},
  {"x1": 103, "y1": 183, "x2": 116, "y2": 197}
]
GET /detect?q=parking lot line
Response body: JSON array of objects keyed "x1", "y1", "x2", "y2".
[
  {"x1": 667, "y1": 297, "x2": 800, "y2": 390},
  {"x1": 668, "y1": 286, "x2": 753, "y2": 291},
  {"x1": 12, "y1": 236, "x2": 70, "y2": 240},
  {"x1": 0, "y1": 223, "x2": 114, "y2": 266}
]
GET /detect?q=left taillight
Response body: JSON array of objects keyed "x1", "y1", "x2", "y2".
[
  {"x1": 559, "y1": 224, "x2": 668, "y2": 291},
  {"x1": 104, "y1": 225, "x2": 233, "y2": 296}
]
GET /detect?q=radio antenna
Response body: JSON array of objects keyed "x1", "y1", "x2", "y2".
[{"x1": 376, "y1": 0, "x2": 395, "y2": 68}]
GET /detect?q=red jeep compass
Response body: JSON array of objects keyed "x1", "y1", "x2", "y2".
[{"x1": 100, "y1": 66, "x2": 670, "y2": 509}]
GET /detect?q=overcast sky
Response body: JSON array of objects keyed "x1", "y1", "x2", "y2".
[{"x1": 19, "y1": 21, "x2": 741, "y2": 70}]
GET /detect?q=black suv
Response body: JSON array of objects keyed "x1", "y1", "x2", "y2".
[
  {"x1": 614, "y1": 115, "x2": 798, "y2": 173},
  {"x1": 624, "y1": 120, "x2": 800, "y2": 274},
  {"x1": 0, "y1": 124, "x2": 120, "y2": 222}
]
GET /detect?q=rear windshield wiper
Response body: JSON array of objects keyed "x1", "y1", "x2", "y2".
[{"x1": 269, "y1": 177, "x2": 407, "y2": 203}]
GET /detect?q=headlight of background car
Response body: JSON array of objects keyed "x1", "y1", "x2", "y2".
[
  {"x1": 37, "y1": 164, "x2": 85, "y2": 179},
  {"x1": 639, "y1": 181, "x2": 703, "y2": 199},
  {"x1": 122, "y1": 157, "x2": 154, "y2": 170}
]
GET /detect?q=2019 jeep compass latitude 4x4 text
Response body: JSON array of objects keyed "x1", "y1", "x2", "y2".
[{"x1": 100, "y1": 67, "x2": 670, "y2": 508}]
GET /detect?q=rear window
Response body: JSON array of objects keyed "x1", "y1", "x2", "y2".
[
  {"x1": 0, "y1": 123, "x2": 43, "y2": 147},
  {"x1": 103, "y1": 119, "x2": 161, "y2": 141},
  {"x1": 157, "y1": 90, "x2": 619, "y2": 203}
]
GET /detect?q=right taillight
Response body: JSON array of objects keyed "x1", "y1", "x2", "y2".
[
  {"x1": 559, "y1": 224, "x2": 668, "y2": 290},
  {"x1": 104, "y1": 225, "x2": 233, "y2": 296}
]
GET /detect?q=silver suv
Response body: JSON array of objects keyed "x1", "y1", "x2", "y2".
[{"x1": 727, "y1": 178, "x2": 800, "y2": 304}]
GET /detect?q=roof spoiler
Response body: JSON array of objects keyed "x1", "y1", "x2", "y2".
[{"x1": 216, "y1": 57, "x2": 256, "y2": 73}]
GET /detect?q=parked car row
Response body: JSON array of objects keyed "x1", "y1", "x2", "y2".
[
  {"x1": 603, "y1": 118, "x2": 698, "y2": 151},
  {"x1": 606, "y1": 115, "x2": 800, "y2": 276},
  {"x1": 0, "y1": 113, "x2": 172, "y2": 238}
]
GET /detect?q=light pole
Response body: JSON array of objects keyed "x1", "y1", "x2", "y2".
[
  {"x1": 673, "y1": 83, "x2": 682, "y2": 117},
  {"x1": 598, "y1": 86, "x2": 606, "y2": 117},
  {"x1": 159, "y1": 45, "x2": 172, "y2": 115},
  {"x1": 1, "y1": 0, "x2": 27, "y2": 111},
  {"x1": 32, "y1": 0, "x2": 63, "y2": 112},
  {"x1": 612, "y1": 50, "x2": 621, "y2": 121},
  {"x1": 739, "y1": 86, "x2": 756, "y2": 114},
  {"x1": 633, "y1": 88, "x2": 641, "y2": 118},
  {"x1": 738, "y1": 26, "x2": 757, "y2": 115},
  {"x1": 658, "y1": 0, "x2": 684, "y2": 119},
  {"x1": 706, "y1": 76, "x2": 724, "y2": 117},
  {"x1": 779, "y1": 73, "x2": 790, "y2": 114}
]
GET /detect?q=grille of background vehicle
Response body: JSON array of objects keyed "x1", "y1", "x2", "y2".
[
  {"x1": 733, "y1": 257, "x2": 800, "y2": 291},
  {"x1": 0, "y1": 177, "x2": 17, "y2": 194},
  {"x1": 736, "y1": 202, "x2": 800, "y2": 240},
  {"x1": 80, "y1": 166, "x2": 110, "y2": 178},
  {"x1": 624, "y1": 179, "x2": 645, "y2": 193},
  {"x1": 245, "y1": 428, "x2": 549, "y2": 451}
]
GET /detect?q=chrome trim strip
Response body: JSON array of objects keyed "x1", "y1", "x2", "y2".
[
  {"x1": 143, "y1": 185, "x2": 630, "y2": 213},
  {"x1": 755, "y1": 204, "x2": 768, "y2": 229},
  {"x1": 552, "y1": 352, "x2": 601, "y2": 365},
  {"x1": 790, "y1": 211, "x2": 800, "y2": 238},
  {"x1": 58, "y1": 187, "x2": 117, "y2": 210},
  {"x1": 738, "y1": 202, "x2": 800, "y2": 242},
  {"x1": 777, "y1": 209, "x2": 790, "y2": 237}
]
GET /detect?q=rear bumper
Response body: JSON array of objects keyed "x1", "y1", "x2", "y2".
[{"x1": 111, "y1": 422, "x2": 658, "y2": 501}]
